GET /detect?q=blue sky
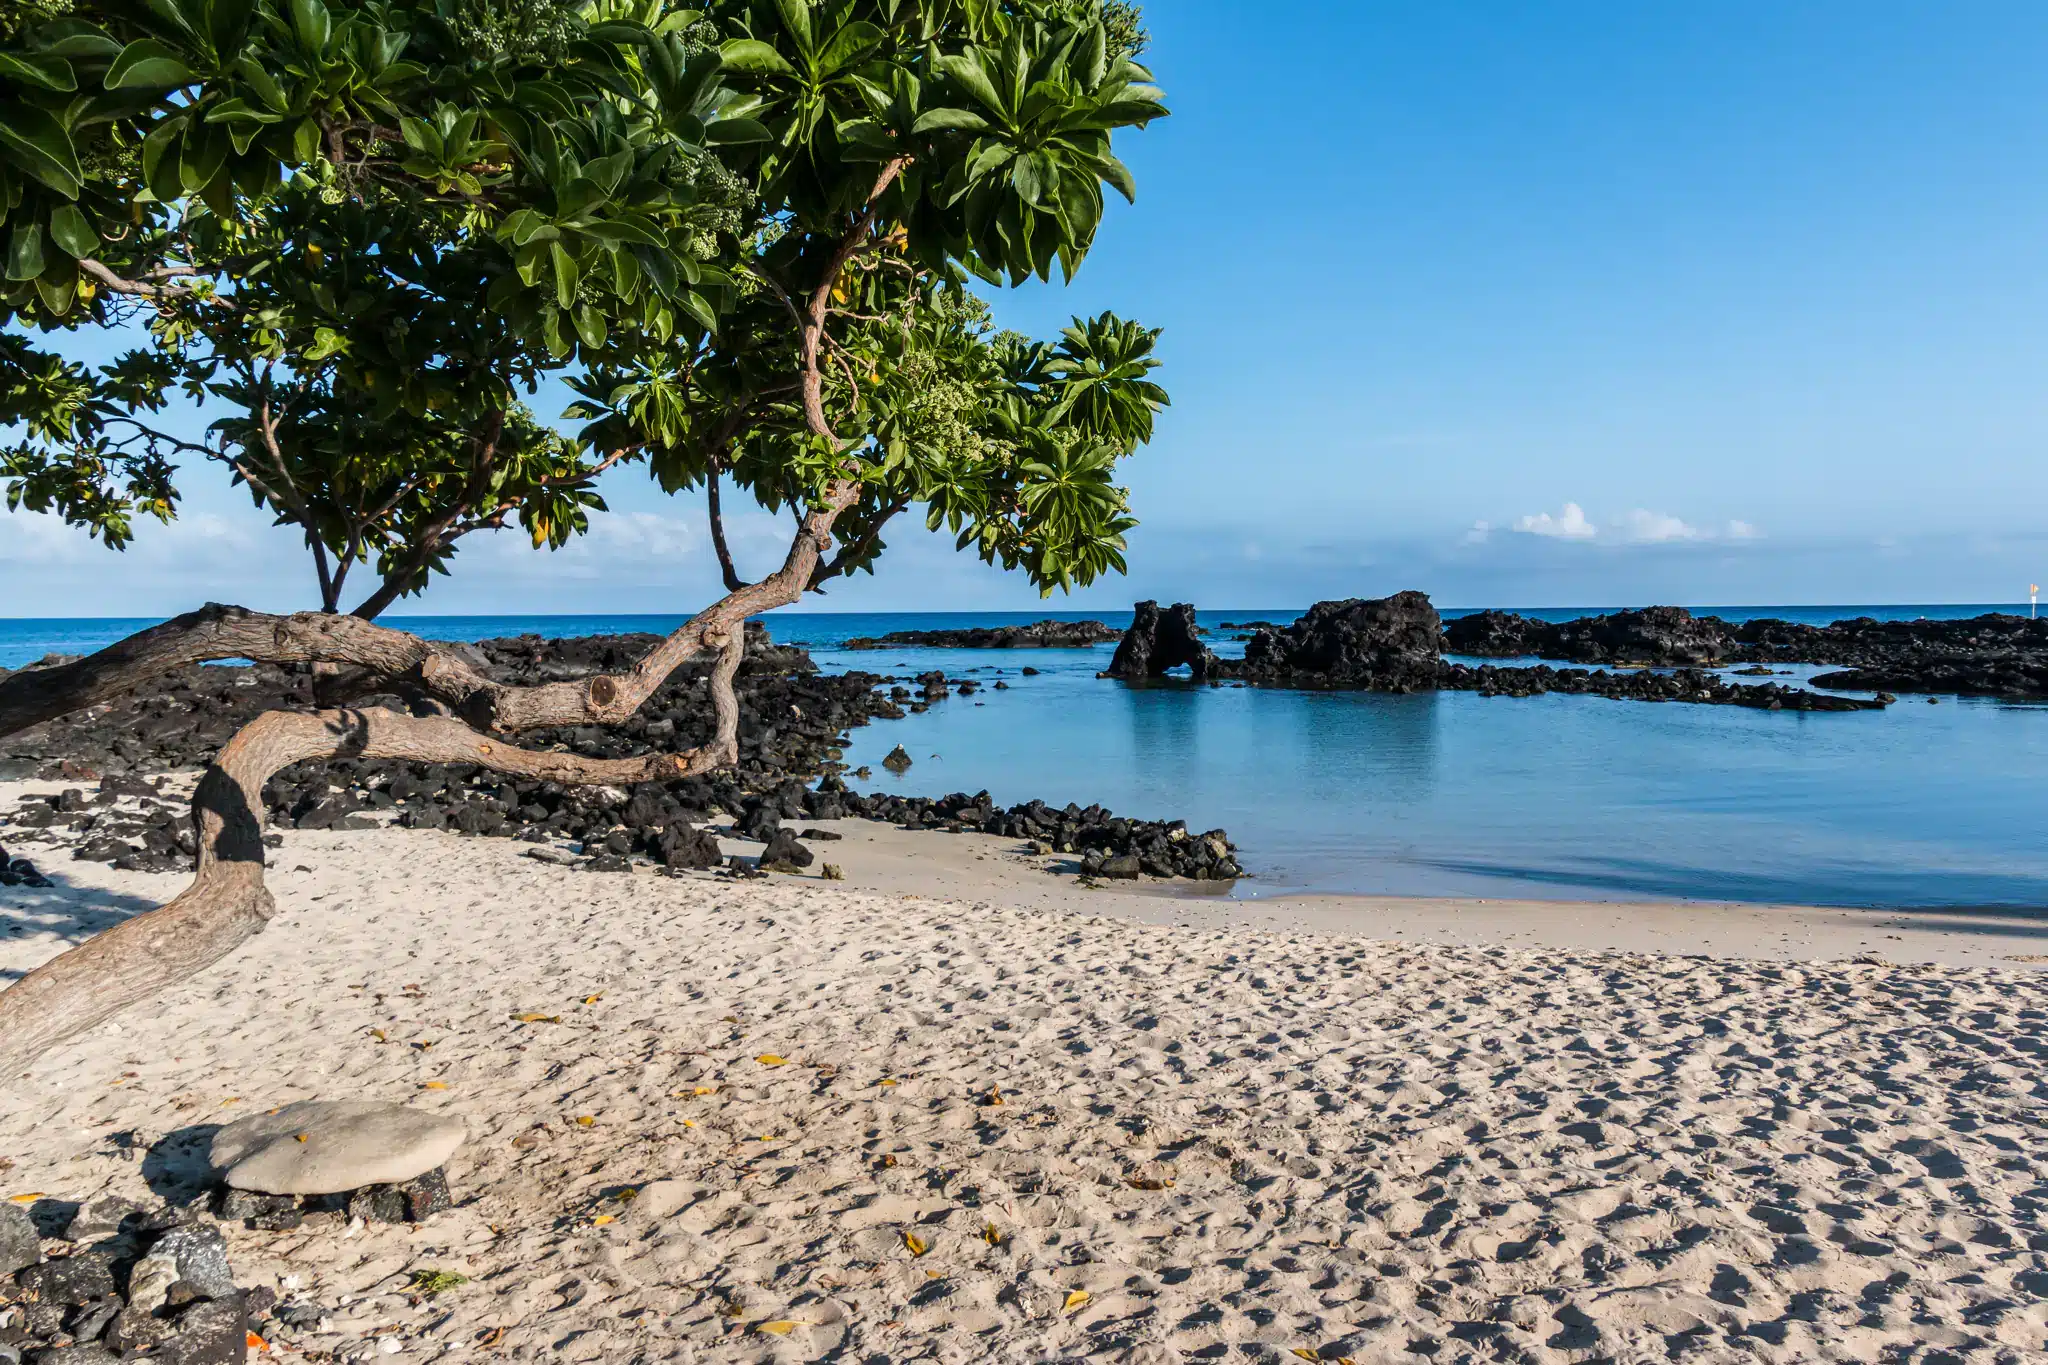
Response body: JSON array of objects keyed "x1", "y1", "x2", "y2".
[{"x1": 8, "y1": 1, "x2": 2048, "y2": 615}]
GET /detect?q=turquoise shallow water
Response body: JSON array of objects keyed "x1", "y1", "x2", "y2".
[{"x1": 3, "y1": 606, "x2": 2042, "y2": 909}]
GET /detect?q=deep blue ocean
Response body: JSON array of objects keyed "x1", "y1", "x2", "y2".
[{"x1": 4, "y1": 605, "x2": 2043, "y2": 910}]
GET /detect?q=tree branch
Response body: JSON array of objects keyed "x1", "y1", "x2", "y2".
[
  {"x1": 347, "y1": 409, "x2": 507, "y2": 621},
  {"x1": 76, "y1": 258, "x2": 218, "y2": 307},
  {"x1": 800, "y1": 156, "x2": 911, "y2": 443},
  {"x1": 810, "y1": 495, "x2": 910, "y2": 590},
  {"x1": 706, "y1": 467, "x2": 747, "y2": 594}
]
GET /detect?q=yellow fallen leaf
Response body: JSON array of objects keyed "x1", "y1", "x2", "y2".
[
  {"x1": 877, "y1": 1078, "x2": 899, "y2": 1087},
  {"x1": 1063, "y1": 1289, "x2": 1090, "y2": 1314},
  {"x1": 1126, "y1": 1176, "x2": 1174, "y2": 1190},
  {"x1": 591, "y1": 1214, "x2": 614, "y2": 1226},
  {"x1": 902, "y1": 1231, "x2": 928, "y2": 1257},
  {"x1": 420, "y1": 1081, "x2": 449, "y2": 1091},
  {"x1": 9, "y1": 1193, "x2": 46, "y2": 1204},
  {"x1": 583, "y1": 994, "x2": 603, "y2": 1005},
  {"x1": 754, "y1": 1320, "x2": 801, "y2": 1336},
  {"x1": 755, "y1": 1054, "x2": 788, "y2": 1066},
  {"x1": 294, "y1": 1133, "x2": 310, "y2": 1143},
  {"x1": 220, "y1": 1097, "x2": 241, "y2": 1106},
  {"x1": 247, "y1": 1331, "x2": 270, "y2": 1350},
  {"x1": 513, "y1": 1013, "x2": 560, "y2": 1024},
  {"x1": 693, "y1": 1086, "x2": 717, "y2": 1095},
  {"x1": 1291, "y1": 1351, "x2": 1321, "y2": 1362},
  {"x1": 982, "y1": 1222, "x2": 1002, "y2": 1247},
  {"x1": 925, "y1": 1269, "x2": 943, "y2": 1280},
  {"x1": 576, "y1": 1115, "x2": 596, "y2": 1126},
  {"x1": 983, "y1": 1087, "x2": 1003, "y2": 1106},
  {"x1": 370, "y1": 1029, "x2": 387, "y2": 1043},
  {"x1": 682, "y1": 1119, "x2": 696, "y2": 1127}
]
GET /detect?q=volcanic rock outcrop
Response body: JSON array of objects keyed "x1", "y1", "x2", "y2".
[
  {"x1": 1104, "y1": 601, "x2": 1216, "y2": 681},
  {"x1": 842, "y1": 619, "x2": 1120, "y2": 649}
]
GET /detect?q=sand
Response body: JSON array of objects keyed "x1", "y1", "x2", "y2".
[{"x1": 4, "y1": 783, "x2": 2047, "y2": 1362}]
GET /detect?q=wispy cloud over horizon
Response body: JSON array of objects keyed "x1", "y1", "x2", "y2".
[
  {"x1": 1498, "y1": 503, "x2": 1764, "y2": 546},
  {"x1": 1513, "y1": 502, "x2": 1599, "y2": 539},
  {"x1": 1617, "y1": 508, "x2": 1700, "y2": 543}
]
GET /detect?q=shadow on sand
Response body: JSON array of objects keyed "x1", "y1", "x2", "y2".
[{"x1": 0, "y1": 870, "x2": 168, "y2": 980}]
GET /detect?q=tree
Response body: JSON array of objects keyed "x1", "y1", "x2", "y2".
[{"x1": 0, "y1": 0, "x2": 1166, "y2": 1075}]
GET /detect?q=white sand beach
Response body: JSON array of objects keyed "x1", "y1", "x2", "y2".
[{"x1": 4, "y1": 790, "x2": 2047, "y2": 1362}]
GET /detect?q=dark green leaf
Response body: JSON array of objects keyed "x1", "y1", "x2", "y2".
[
  {"x1": 705, "y1": 117, "x2": 773, "y2": 144},
  {"x1": 47, "y1": 204, "x2": 98, "y2": 258},
  {"x1": 0, "y1": 53, "x2": 77, "y2": 93},
  {"x1": 104, "y1": 39, "x2": 195, "y2": 89},
  {"x1": 6, "y1": 221, "x2": 47, "y2": 282},
  {"x1": 817, "y1": 21, "x2": 885, "y2": 75},
  {"x1": 912, "y1": 107, "x2": 987, "y2": 135},
  {"x1": 720, "y1": 39, "x2": 796, "y2": 77},
  {"x1": 0, "y1": 102, "x2": 83, "y2": 197}
]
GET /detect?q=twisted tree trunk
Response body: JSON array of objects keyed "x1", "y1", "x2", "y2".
[
  {"x1": 0, "y1": 511, "x2": 841, "y2": 1076},
  {"x1": 0, "y1": 170, "x2": 891, "y2": 1078},
  {"x1": 0, "y1": 686, "x2": 738, "y2": 1078}
]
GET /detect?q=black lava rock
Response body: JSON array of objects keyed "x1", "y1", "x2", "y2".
[
  {"x1": 397, "y1": 1168, "x2": 452, "y2": 1222},
  {"x1": 154, "y1": 1296, "x2": 248, "y2": 1365},
  {"x1": 657, "y1": 822, "x2": 723, "y2": 872},
  {"x1": 757, "y1": 829, "x2": 815, "y2": 873},
  {"x1": 1444, "y1": 606, "x2": 2048, "y2": 699},
  {"x1": 146, "y1": 1224, "x2": 235, "y2": 1301},
  {"x1": 842, "y1": 620, "x2": 1119, "y2": 649},
  {"x1": 214, "y1": 1189, "x2": 301, "y2": 1232},
  {"x1": 1234, "y1": 592, "x2": 1443, "y2": 690},
  {"x1": 734, "y1": 803, "x2": 782, "y2": 842},
  {"x1": 59, "y1": 1197, "x2": 144, "y2": 1246},
  {"x1": 15, "y1": 1253, "x2": 116, "y2": 1305},
  {"x1": 0, "y1": 1202, "x2": 38, "y2": 1276},
  {"x1": 346, "y1": 1186, "x2": 408, "y2": 1225},
  {"x1": 1105, "y1": 601, "x2": 1215, "y2": 681}
]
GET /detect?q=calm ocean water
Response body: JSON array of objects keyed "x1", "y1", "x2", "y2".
[{"x1": 3, "y1": 605, "x2": 2042, "y2": 909}]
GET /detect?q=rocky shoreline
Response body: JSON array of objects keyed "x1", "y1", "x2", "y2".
[
  {"x1": 1445, "y1": 605, "x2": 2048, "y2": 699},
  {"x1": 839, "y1": 619, "x2": 1121, "y2": 650},
  {"x1": 0, "y1": 627, "x2": 1239, "y2": 885},
  {"x1": 1107, "y1": 594, "x2": 1897, "y2": 710},
  {"x1": 2, "y1": 1193, "x2": 271, "y2": 1362}
]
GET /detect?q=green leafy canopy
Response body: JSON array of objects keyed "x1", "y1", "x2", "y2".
[{"x1": 1, "y1": 0, "x2": 1169, "y2": 609}]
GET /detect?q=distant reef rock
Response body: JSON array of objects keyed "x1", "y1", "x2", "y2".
[
  {"x1": 1104, "y1": 601, "x2": 1217, "y2": 681},
  {"x1": 1237, "y1": 592, "x2": 1445, "y2": 690},
  {"x1": 1444, "y1": 606, "x2": 1729, "y2": 667},
  {"x1": 1103, "y1": 593, "x2": 1892, "y2": 710},
  {"x1": 1445, "y1": 606, "x2": 2048, "y2": 699},
  {"x1": 841, "y1": 619, "x2": 1121, "y2": 650}
]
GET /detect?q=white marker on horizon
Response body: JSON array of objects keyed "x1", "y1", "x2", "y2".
[{"x1": 2033, "y1": 584, "x2": 2040, "y2": 619}]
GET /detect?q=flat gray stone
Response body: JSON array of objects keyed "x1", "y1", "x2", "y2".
[{"x1": 209, "y1": 1101, "x2": 465, "y2": 1195}]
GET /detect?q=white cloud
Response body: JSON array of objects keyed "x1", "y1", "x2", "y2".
[
  {"x1": 1617, "y1": 508, "x2": 1700, "y2": 543},
  {"x1": 1493, "y1": 504, "x2": 1761, "y2": 546},
  {"x1": 1463, "y1": 520, "x2": 1492, "y2": 544},
  {"x1": 1512, "y1": 502, "x2": 1598, "y2": 539}
]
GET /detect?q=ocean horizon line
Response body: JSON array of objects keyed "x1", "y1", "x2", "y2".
[{"x1": 0, "y1": 599, "x2": 2036, "y2": 626}]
